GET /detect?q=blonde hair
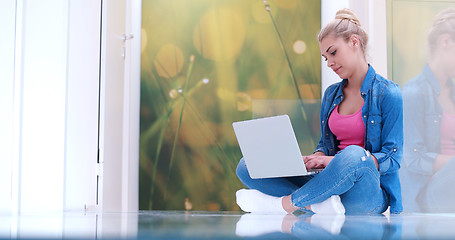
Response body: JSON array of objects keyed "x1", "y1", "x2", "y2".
[
  {"x1": 427, "y1": 7, "x2": 455, "y2": 56},
  {"x1": 318, "y1": 8, "x2": 368, "y2": 57}
]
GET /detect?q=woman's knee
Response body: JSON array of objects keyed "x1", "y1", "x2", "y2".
[
  {"x1": 333, "y1": 145, "x2": 374, "y2": 168},
  {"x1": 342, "y1": 145, "x2": 367, "y2": 156}
]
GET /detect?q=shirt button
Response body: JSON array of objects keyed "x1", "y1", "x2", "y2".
[
  {"x1": 393, "y1": 149, "x2": 397, "y2": 152},
  {"x1": 371, "y1": 120, "x2": 375, "y2": 124},
  {"x1": 333, "y1": 104, "x2": 336, "y2": 106},
  {"x1": 363, "y1": 115, "x2": 367, "y2": 118}
]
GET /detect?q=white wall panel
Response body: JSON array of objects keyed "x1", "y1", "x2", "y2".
[
  {"x1": 99, "y1": 0, "x2": 141, "y2": 212},
  {"x1": 0, "y1": 0, "x2": 16, "y2": 214},
  {"x1": 98, "y1": 0, "x2": 127, "y2": 212},
  {"x1": 19, "y1": 0, "x2": 69, "y2": 213},
  {"x1": 64, "y1": 0, "x2": 101, "y2": 211}
]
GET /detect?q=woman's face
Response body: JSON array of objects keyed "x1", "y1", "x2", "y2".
[
  {"x1": 432, "y1": 34, "x2": 455, "y2": 79},
  {"x1": 319, "y1": 34, "x2": 359, "y2": 80},
  {"x1": 443, "y1": 36, "x2": 455, "y2": 79}
]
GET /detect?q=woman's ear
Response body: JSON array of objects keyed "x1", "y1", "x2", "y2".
[
  {"x1": 350, "y1": 35, "x2": 360, "y2": 47},
  {"x1": 439, "y1": 33, "x2": 452, "y2": 48}
]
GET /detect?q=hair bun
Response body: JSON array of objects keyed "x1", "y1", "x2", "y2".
[
  {"x1": 432, "y1": 7, "x2": 455, "y2": 26},
  {"x1": 335, "y1": 8, "x2": 361, "y2": 26}
]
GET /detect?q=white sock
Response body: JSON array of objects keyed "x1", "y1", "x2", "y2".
[
  {"x1": 236, "y1": 189, "x2": 287, "y2": 214},
  {"x1": 310, "y1": 214, "x2": 346, "y2": 235},
  {"x1": 235, "y1": 213, "x2": 286, "y2": 237},
  {"x1": 310, "y1": 195, "x2": 345, "y2": 215}
]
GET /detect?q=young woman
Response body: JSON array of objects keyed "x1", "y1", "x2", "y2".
[
  {"x1": 236, "y1": 8, "x2": 403, "y2": 215},
  {"x1": 400, "y1": 7, "x2": 455, "y2": 213}
]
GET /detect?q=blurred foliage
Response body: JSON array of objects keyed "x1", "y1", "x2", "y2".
[
  {"x1": 140, "y1": 0, "x2": 321, "y2": 211},
  {"x1": 389, "y1": 0, "x2": 455, "y2": 85}
]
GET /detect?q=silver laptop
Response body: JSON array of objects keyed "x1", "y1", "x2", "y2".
[{"x1": 232, "y1": 115, "x2": 320, "y2": 179}]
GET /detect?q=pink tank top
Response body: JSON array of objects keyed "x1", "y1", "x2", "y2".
[
  {"x1": 440, "y1": 112, "x2": 455, "y2": 155},
  {"x1": 328, "y1": 104, "x2": 365, "y2": 151}
]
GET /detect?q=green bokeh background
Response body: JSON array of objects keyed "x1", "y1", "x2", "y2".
[{"x1": 139, "y1": 0, "x2": 322, "y2": 211}]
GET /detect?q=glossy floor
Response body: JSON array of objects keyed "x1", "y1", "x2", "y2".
[{"x1": 1, "y1": 211, "x2": 455, "y2": 239}]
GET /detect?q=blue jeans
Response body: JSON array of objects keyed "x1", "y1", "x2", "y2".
[{"x1": 236, "y1": 145, "x2": 390, "y2": 214}]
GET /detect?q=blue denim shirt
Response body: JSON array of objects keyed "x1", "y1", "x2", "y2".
[
  {"x1": 315, "y1": 65, "x2": 404, "y2": 213},
  {"x1": 401, "y1": 64, "x2": 455, "y2": 175}
]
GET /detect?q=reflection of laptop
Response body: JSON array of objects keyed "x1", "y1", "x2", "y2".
[{"x1": 233, "y1": 115, "x2": 321, "y2": 179}]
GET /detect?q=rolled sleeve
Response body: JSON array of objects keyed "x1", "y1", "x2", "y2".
[
  {"x1": 373, "y1": 152, "x2": 387, "y2": 172},
  {"x1": 314, "y1": 146, "x2": 328, "y2": 155},
  {"x1": 374, "y1": 146, "x2": 401, "y2": 174}
]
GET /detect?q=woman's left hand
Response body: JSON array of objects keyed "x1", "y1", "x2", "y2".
[{"x1": 303, "y1": 154, "x2": 334, "y2": 169}]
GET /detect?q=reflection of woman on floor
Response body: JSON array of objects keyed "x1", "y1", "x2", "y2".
[
  {"x1": 400, "y1": 8, "x2": 455, "y2": 213},
  {"x1": 235, "y1": 9, "x2": 403, "y2": 215}
]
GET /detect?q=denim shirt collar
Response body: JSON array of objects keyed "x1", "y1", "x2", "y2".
[
  {"x1": 422, "y1": 64, "x2": 455, "y2": 102},
  {"x1": 422, "y1": 64, "x2": 441, "y2": 96},
  {"x1": 360, "y1": 65, "x2": 375, "y2": 96},
  {"x1": 336, "y1": 64, "x2": 375, "y2": 99}
]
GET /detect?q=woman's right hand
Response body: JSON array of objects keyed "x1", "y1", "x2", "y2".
[{"x1": 303, "y1": 151, "x2": 333, "y2": 169}]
